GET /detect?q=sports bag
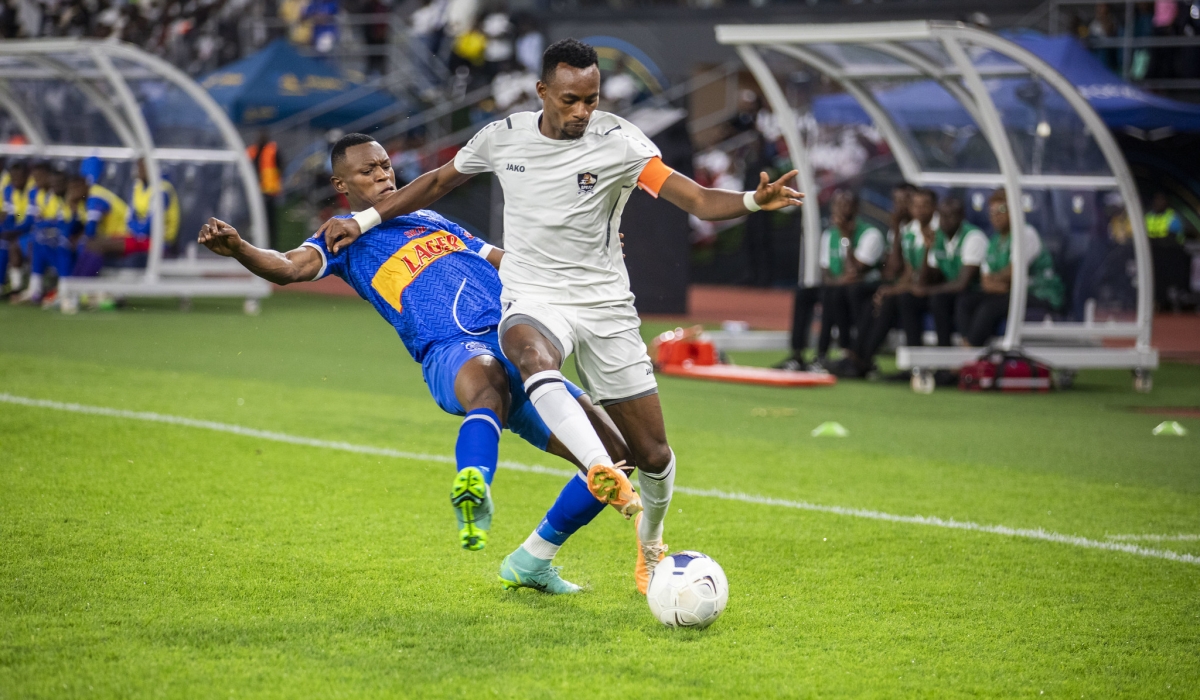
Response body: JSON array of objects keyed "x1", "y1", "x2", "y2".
[{"x1": 958, "y1": 351, "x2": 1052, "y2": 392}]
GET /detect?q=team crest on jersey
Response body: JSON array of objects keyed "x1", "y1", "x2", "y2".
[{"x1": 577, "y1": 172, "x2": 598, "y2": 194}]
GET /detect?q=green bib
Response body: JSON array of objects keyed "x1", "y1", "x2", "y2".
[
  {"x1": 827, "y1": 221, "x2": 878, "y2": 277},
  {"x1": 984, "y1": 233, "x2": 1065, "y2": 309},
  {"x1": 931, "y1": 222, "x2": 984, "y2": 282},
  {"x1": 899, "y1": 225, "x2": 928, "y2": 273}
]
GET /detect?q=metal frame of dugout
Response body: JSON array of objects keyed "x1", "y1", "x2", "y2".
[
  {"x1": 0, "y1": 39, "x2": 270, "y2": 314},
  {"x1": 716, "y1": 21, "x2": 1159, "y2": 392}
]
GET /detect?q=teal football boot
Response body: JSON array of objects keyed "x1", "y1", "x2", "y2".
[
  {"x1": 498, "y1": 548, "x2": 582, "y2": 595},
  {"x1": 450, "y1": 467, "x2": 492, "y2": 551}
]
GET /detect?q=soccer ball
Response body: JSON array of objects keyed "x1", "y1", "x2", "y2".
[{"x1": 646, "y1": 551, "x2": 728, "y2": 629}]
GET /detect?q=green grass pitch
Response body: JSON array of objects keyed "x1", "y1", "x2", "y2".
[{"x1": 1, "y1": 294, "x2": 1198, "y2": 698}]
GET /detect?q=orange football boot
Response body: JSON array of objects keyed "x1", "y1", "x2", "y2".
[
  {"x1": 586, "y1": 461, "x2": 642, "y2": 519},
  {"x1": 634, "y1": 512, "x2": 669, "y2": 595}
]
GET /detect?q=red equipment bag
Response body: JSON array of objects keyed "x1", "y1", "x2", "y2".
[
  {"x1": 958, "y1": 351, "x2": 1052, "y2": 392},
  {"x1": 651, "y1": 326, "x2": 718, "y2": 369}
]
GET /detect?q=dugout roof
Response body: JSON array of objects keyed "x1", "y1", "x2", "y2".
[{"x1": 717, "y1": 21, "x2": 1155, "y2": 374}]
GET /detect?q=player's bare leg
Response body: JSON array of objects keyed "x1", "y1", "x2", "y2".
[
  {"x1": 449, "y1": 356, "x2": 511, "y2": 550},
  {"x1": 501, "y1": 323, "x2": 639, "y2": 516},
  {"x1": 604, "y1": 393, "x2": 674, "y2": 594}
]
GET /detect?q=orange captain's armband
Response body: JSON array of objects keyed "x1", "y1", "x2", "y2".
[{"x1": 636, "y1": 157, "x2": 675, "y2": 198}]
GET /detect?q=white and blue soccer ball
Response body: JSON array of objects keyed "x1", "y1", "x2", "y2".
[{"x1": 646, "y1": 551, "x2": 728, "y2": 629}]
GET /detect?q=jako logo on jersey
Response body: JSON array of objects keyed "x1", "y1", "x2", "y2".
[
  {"x1": 505, "y1": 163, "x2": 525, "y2": 172},
  {"x1": 577, "y1": 172, "x2": 598, "y2": 194},
  {"x1": 370, "y1": 231, "x2": 469, "y2": 313}
]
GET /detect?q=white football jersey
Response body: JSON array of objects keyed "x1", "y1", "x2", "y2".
[{"x1": 453, "y1": 110, "x2": 661, "y2": 306}]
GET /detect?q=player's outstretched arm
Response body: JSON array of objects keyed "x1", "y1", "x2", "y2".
[
  {"x1": 319, "y1": 161, "x2": 475, "y2": 255},
  {"x1": 197, "y1": 217, "x2": 322, "y2": 285},
  {"x1": 658, "y1": 169, "x2": 804, "y2": 222}
]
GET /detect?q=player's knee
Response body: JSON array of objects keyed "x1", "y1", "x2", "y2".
[
  {"x1": 513, "y1": 347, "x2": 559, "y2": 380},
  {"x1": 637, "y1": 442, "x2": 673, "y2": 474}
]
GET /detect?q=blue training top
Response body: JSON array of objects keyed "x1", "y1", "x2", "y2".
[{"x1": 303, "y1": 210, "x2": 502, "y2": 363}]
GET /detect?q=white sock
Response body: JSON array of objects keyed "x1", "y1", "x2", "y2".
[
  {"x1": 525, "y1": 370, "x2": 611, "y2": 468},
  {"x1": 520, "y1": 532, "x2": 561, "y2": 561},
  {"x1": 27, "y1": 273, "x2": 42, "y2": 297},
  {"x1": 637, "y1": 450, "x2": 676, "y2": 543},
  {"x1": 9, "y1": 267, "x2": 22, "y2": 290}
]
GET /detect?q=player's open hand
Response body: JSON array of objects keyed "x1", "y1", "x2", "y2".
[
  {"x1": 318, "y1": 217, "x2": 362, "y2": 255},
  {"x1": 754, "y1": 170, "x2": 805, "y2": 211},
  {"x1": 198, "y1": 217, "x2": 243, "y2": 257}
]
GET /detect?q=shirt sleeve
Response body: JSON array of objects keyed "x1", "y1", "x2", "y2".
[
  {"x1": 960, "y1": 230, "x2": 989, "y2": 266},
  {"x1": 818, "y1": 230, "x2": 832, "y2": 269},
  {"x1": 636, "y1": 156, "x2": 675, "y2": 198},
  {"x1": 619, "y1": 120, "x2": 663, "y2": 186},
  {"x1": 301, "y1": 226, "x2": 347, "y2": 281},
  {"x1": 854, "y1": 227, "x2": 885, "y2": 266},
  {"x1": 1020, "y1": 226, "x2": 1043, "y2": 266},
  {"x1": 453, "y1": 120, "x2": 503, "y2": 174}
]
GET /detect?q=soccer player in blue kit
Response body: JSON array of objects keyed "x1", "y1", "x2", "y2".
[{"x1": 198, "y1": 133, "x2": 638, "y2": 594}]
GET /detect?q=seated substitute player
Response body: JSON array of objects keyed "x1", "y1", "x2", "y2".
[
  {"x1": 0, "y1": 160, "x2": 34, "y2": 295},
  {"x1": 198, "y1": 133, "x2": 639, "y2": 595},
  {"x1": 957, "y1": 188, "x2": 1064, "y2": 346},
  {"x1": 915, "y1": 196, "x2": 989, "y2": 347},
  {"x1": 317, "y1": 38, "x2": 803, "y2": 594},
  {"x1": 14, "y1": 165, "x2": 70, "y2": 305}
]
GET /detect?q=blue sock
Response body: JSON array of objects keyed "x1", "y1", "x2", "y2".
[
  {"x1": 0, "y1": 247, "x2": 8, "y2": 284},
  {"x1": 518, "y1": 474, "x2": 606, "y2": 563},
  {"x1": 456, "y1": 408, "x2": 501, "y2": 484}
]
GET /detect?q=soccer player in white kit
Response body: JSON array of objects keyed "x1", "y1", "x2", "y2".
[{"x1": 320, "y1": 39, "x2": 803, "y2": 593}]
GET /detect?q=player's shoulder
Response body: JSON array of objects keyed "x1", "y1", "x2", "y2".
[
  {"x1": 590, "y1": 111, "x2": 657, "y2": 150},
  {"x1": 473, "y1": 112, "x2": 538, "y2": 143}
]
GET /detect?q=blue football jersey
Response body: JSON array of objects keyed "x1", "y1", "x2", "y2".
[{"x1": 303, "y1": 210, "x2": 502, "y2": 362}]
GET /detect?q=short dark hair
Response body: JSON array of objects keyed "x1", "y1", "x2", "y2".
[
  {"x1": 330, "y1": 133, "x2": 378, "y2": 170},
  {"x1": 912, "y1": 187, "x2": 938, "y2": 205},
  {"x1": 833, "y1": 188, "x2": 860, "y2": 207},
  {"x1": 540, "y1": 38, "x2": 598, "y2": 84}
]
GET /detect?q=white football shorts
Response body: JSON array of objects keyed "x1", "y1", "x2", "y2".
[{"x1": 499, "y1": 299, "x2": 658, "y2": 405}]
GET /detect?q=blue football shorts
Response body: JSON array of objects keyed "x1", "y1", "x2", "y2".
[{"x1": 421, "y1": 330, "x2": 586, "y2": 451}]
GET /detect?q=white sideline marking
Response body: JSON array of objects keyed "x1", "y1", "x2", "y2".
[
  {"x1": 3, "y1": 392, "x2": 1198, "y2": 567},
  {"x1": 1106, "y1": 534, "x2": 1200, "y2": 542}
]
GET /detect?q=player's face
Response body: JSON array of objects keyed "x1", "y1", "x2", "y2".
[
  {"x1": 989, "y1": 201, "x2": 1010, "y2": 233},
  {"x1": 911, "y1": 194, "x2": 935, "y2": 225},
  {"x1": 51, "y1": 172, "x2": 66, "y2": 197},
  {"x1": 10, "y1": 164, "x2": 28, "y2": 189},
  {"x1": 831, "y1": 194, "x2": 855, "y2": 227},
  {"x1": 892, "y1": 188, "x2": 910, "y2": 216},
  {"x1": 31, "y1": 167, "x2": 51, "y2": 190},
  {"x1": 333, "y1": 142, "x2": 396, "y2": 209},
  {"x1": 537, "y1": 63, "x2": 600, "y2": 140},
  {"x1": 67, "y1": 179, "x2": 87, "y2": 203},
  {"x1": 136, "y1": 159, "x2": 147, "y2": 183},
  {"x1": 940, "y1": 201, "x2": 964, "y2": 234}
]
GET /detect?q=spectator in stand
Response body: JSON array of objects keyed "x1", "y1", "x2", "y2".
[
  {"x1": 836, "y1": 187, "x2": 937, "y2": 378},
  {"x1": 601, "y1": 56, "x2": 640, "y2": 110},
  {"x1": 491, "y1": 59, "x2": 538, "y2": 110},
  {"x1": 247, "y1": 130, "x2": 283, "y2": 249},
  {"x1": 481, "y1": 10, "x2": 512, "y2": 78},
  {"x1": 915, "y1": 196, "x2": 990, "y2": 347},
  {"x1": 1090, "y1": 3, "x2": 1122, "y2": 72},
  {"x1": 362, "y1": 0, "x2": 391, "y2": 76},
  {"x1": 957, "y1": 189, "x2": 1064, "y2": 347},
  {"x1": 409, "y1": 0, "x2": 448, "y2": 56},
  {"x1": 449, "y1": 19, "x2": 487, "y2": 73},
  {"x1": 304, "y1": 0, "x2": 340, "y2": 54},
  {"x1": 513, "y1": 13, "x2": 543, "y2": 74}
]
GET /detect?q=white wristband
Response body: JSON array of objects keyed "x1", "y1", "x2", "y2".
[
  {"x1": 351, "y1": 207, "x2": 382, "y2": 233},
  {"x1": 743, "y1": 191, "x2": 761, "y2": 213}
]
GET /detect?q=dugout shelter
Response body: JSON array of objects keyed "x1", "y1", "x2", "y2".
[
  {"x1": 716, "y1": 21, "x2": 1159, "y2": 391},
  {"x1": 0, "y1": 40, "x2": 270, "y2": 312}
]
